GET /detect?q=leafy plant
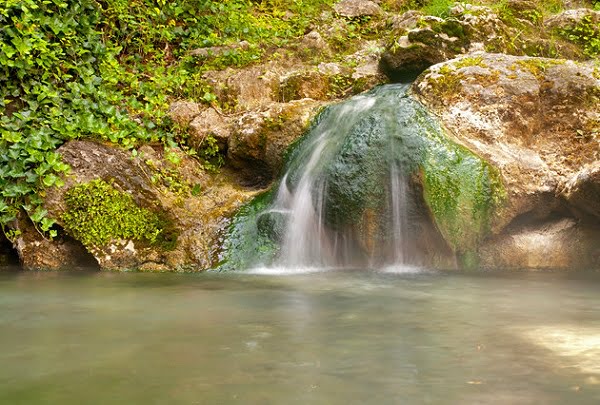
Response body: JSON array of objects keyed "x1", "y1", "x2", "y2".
[
  {"x1": 558, "y1": 15, "x2": 600, "y2": 58},
  {"x1": 0, "y1": 0, "x2": 338, "y2": 242}
]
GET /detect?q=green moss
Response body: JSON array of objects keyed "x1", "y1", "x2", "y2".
[
  {"x1": 426, "y1": 65, "x2": 464, "y2": 100},
  {"x1": 407, "y1": 107, "x2": 505, "y2": 262},
  {"x1": 453, "y1": 56, "x2": 486, "y2": 69},
  {"x1": 61, "y1": 179, "x2": 167, "y2": 249}
]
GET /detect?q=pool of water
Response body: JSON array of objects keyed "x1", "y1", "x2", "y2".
[{"x1": 1, "y1": 268, "x2": 599, "y2": 404}]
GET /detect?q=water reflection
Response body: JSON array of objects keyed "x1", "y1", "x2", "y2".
[{"x1": 524, "y1": 326, "x2": 600, "y2": 375}]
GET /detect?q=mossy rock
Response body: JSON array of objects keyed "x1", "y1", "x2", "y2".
[
  {"x1": 221, "y1": 84, "x2": 504, "y2": 269},
  {"x1": 61, "y1": 179, "x2": 170, "y2": 249}
]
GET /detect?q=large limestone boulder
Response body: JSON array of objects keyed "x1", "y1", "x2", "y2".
[
  {"x1": 413, "y1": 53, "x2": 600, "y2": 268},
  {"x1": 14, "y1": 140, "x2": 258, "y2": 271}
]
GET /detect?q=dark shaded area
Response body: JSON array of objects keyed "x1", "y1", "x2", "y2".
[
  {"x1": 0, "y1": 233, "x2": 20, "y2": 269},
  {"x1": 228, "y1": 157, "x2": 275, "y2": 188},
  {"x1": 379, "y1": 56, "x2": 431, "y2": 83},
  {"x1": 60, "y1": 235, "x2": 102, "y2": 271}
]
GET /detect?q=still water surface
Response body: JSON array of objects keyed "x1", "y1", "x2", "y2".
[{"x1": 1, "y1": 268, "x2": 599, "y2": 404}]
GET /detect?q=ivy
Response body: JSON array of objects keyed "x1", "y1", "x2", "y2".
[
  {"x1": 0, "y1": 0, "x2": 337, "y2": 241},
  {"x1": 0, "y1": 0, "x2": 173, "y2": 239}
]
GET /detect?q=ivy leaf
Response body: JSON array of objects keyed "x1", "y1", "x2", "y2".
[
  {"x1": 12, "y1": 37, "x2": 31, "y2": 55},
  {"x1": 30, "y1": 207, "x2": 48, "y2": 223},
  {"x1": 42, "y1": 173, "x2": 58, "y2": 187},
  {"x1": 2, "y1": 44, "x2": 16, "y2": 59}
]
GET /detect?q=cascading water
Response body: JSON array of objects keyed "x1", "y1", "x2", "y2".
[
  {"x1": 220, "y1": 83, "x2": 502, "y2": 272},
  {"x1": 260, "y1": 83, "x2": 421, "y2": 269}
]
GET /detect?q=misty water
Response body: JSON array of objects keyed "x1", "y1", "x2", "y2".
[{"x1": 1, "y1": 269, "x2": 600, "y2": 404}]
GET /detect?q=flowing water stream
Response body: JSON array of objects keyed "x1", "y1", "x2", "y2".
[{"x1": 1, "y1": 269, "x2": 599, "y2": 404}]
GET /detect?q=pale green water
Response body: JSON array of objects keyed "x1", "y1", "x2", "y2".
[{"x1": 1, "y1": 269, "x2": 600, "y2": 404}]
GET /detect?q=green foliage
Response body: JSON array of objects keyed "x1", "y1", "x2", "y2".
[
  {"x1": 1, "y1": 0, "x2": 336, "y2": 240},
  {"x1": 61, "y1": 179, "x2": 164, "y2": 248},
  {"x1": 421, "y1": 0, "x2": 454, "y2": 18},
  {"x1": 557, "y1": 15, "x2": 600, "y2": 58},
  {"x1": 0, "y1": 0, "x2": 173, "y2": 239}
]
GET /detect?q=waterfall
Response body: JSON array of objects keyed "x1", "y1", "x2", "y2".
[
  {"x1": 221, "y1": 82, "x2": 486, "y2": 272},
  {"x1": 270, "y1": 85, "x2": 414, "y2": 268}
]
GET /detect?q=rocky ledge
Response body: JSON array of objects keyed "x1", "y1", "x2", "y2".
[{"x1": 413, "y1": 52, "x2": 600, "y2": 269}]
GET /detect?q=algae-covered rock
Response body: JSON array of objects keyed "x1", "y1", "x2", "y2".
[
  {"x1": 221, "y1": 84, "x2": 502, "y2": 269},
  {"x1": 414, "y1": 52, "x2": 600, "y2": 268}
]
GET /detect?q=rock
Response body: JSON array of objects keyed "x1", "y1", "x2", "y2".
[
  {"x1": 203, "y1": 63, "x2": 283, "y2": 111},
  {"x1": 506, "y1": 0, "x2": 540, "y2": 17},
  {"x1": 545, "y1": 8, "x2": 600, "y2": 32},
  {"x1": 34, "y1": 140, "x2": 257, "y2": 271},
  {"x1": 561, "y1": 165, "x2": 600, "y2": 220},
  {"x1": 280, "y1": 71, "x2": 333, "y2": 101},
  {"x1": 318, "y1": 62, "x2": 343, "y2": 75},
  {"x1": 227, "y1": 99, "x2": 325, "y2": 185},
  {"x1": 300, "y1": 30, "x2": 331, "y2": 57},
  {"x1": 333, "y1": 0, "x2": 382, "y2": 18},
  {"x1": 12, "y1": 213, "x2": 97, "y2": 270},
  {"x1": 189, "y1": 107, "x2": 232, "y2": 151},
  {"x1": 388, "y1": 10, "x2": 423, "y2": 32},
  {"x1": 380, "y1": 12, "x2": 475, "y2": 80},
  {"x1": 380, "y1": 5, "x2": 563, "y2": 80},
  {"x1": 413, "y1": 53, "x2": 600, "y2": 268},
  {"x1": 168, "y1": 101, "x2": 202, "y2": 127},
  {"x1": 189, "y1": 40, "x2": 251, "y2": 58},
  {"x1": 479, "y1": 218, "x2": 600, "y2": 270}
]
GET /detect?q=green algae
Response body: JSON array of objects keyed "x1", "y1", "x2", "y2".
[{"x1": 216, "y1": 188, "x2": 279, "y2": 271}]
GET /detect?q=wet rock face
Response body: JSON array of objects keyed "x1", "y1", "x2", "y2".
[
  {"x1": 227, "y1": 99, "x2": 324, "y2": 185},
  {"x1": 414, "y1": 52, "x2": 600, "y2": 269},
  {"x1": 479, "y1": 218, "x2": 600, "y2": 270},
  {"x1": 561, "y1": 165, "x2": 600, "y2": 221}
]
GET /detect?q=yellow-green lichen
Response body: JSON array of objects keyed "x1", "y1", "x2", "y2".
[{"x1": 515, "y1": 58, "x2": 564, "y2": 80}]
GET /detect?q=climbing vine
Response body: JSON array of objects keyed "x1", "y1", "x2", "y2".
[{"x1": 0, "y1": 0, "x2": 336, "y2": 240}]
